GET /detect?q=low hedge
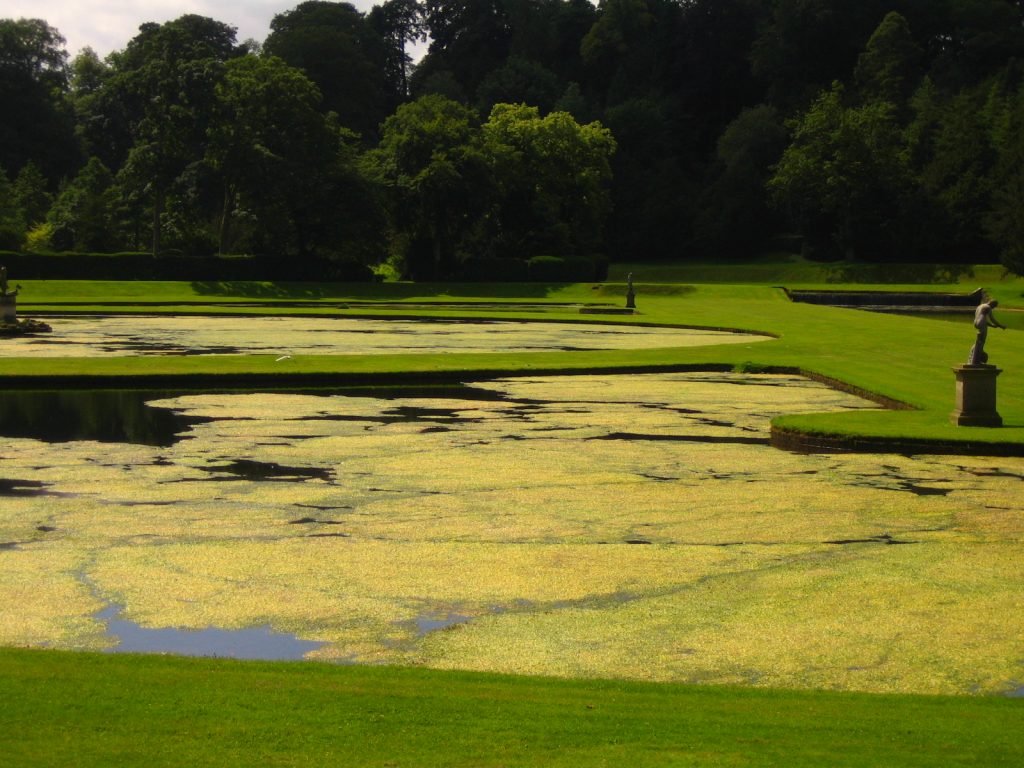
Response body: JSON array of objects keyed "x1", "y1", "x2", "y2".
[
  {"x1": 0, "y1": 251, "x2": 376, "y2": 282},
  {"x1": 527, "y1": 255, "x2": 607, "y2": 282},
  {"x1": 455, "y1": 256, "x2": 529, "y2": 282}
]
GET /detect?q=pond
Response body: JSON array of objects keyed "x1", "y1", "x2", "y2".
[
  {"x1": 0, "y1": 315, "x2": 767, "y2": 356},
  {"x1": 2, "y1": 371, "x2": 1023, "y2": 696}
]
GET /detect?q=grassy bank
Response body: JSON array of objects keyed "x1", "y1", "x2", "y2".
[
  {"x1": 8, "y1": 277, "x2": 1024, "y2": 450},
  {"x1": 2, "y1": 648, "x2": 1021, "y2": 767}
]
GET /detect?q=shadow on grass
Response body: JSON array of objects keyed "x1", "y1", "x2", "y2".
[{"x1": 190, "y1": 281, "x2": 579, "y2": 301}]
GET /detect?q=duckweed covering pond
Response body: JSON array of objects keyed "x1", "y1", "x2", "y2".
[
  {"x1": 0, "y1": 315, "x2": 763, "y2": 356},
  {"x1": 1, "y1": 372, "x2": 1022, "y2": 695}
]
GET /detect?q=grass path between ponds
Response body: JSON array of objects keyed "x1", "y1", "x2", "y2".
[
  {"x1": 2, "y1": 648, "x2": 1022, "y2": 768},
  {"x1": 8, "y1": 277, "x2": 1024, "y2": 451}
]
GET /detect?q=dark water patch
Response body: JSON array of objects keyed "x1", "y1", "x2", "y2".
[
  {"x1": 0, "y1": 383, "x2": 505, "y2": 447},
  {"x1": 959, "y1": 467, "x2": 1024, "y2": 481},
  {"x1": 35, "y1": 525, "x2": 57, "y2": 533},
  {"x1": 0, "y1": 389, "x2": 212, "y2": 446},
  {"x1": 307, "y1": 532, "x2": 350, "y2": 539},
  {"x1": 826, "y1": 534, "x2": 917, "y2": 546},
  {"x1": 97, "y1": 604, "x2": 324, "y2": 660},
  {"x1": 383, "y1": 405, "x2": 482, "y2": 423},
  {"x1": 640, "y1": 473, "x2": 677, "y2": 482},
  {"x1": 0, "y1": 541, "x2": 20, "y2": 550},
  {"x1": 117, "y1": 500, "x2": 177, "y2": 507},
  {"x1": 420, "y1": 426, "x2": 453, "y2": 434},
  {"x1": 1009, "y1": 685, "x2": 1024, "y2": 698},
  {"x1": 592, "y1": 432, "x2": 770, "y2": 446},
  {"x1": 851, "y1": 471, "x2": 953, "y2": 497},
  {"x1": 897, "y1": 483, "x2": 952, "y2": 496},
  {"x1": 368, "y1": 487, "x2": 443, "y2": 495},
  {"x1": 641, "y1": 404, "x2": 702, "y2": 415},
  {"x1": 415, "y1": 613, "x2": 472, "y2": 636},
  {"x1": 289, "y1": 517, "x2": 346, "y2": 525},
  {"x1": 625, "y1": 539, "x2": 652, "y2": 545},
  {"x1": 199, "y1": 459, "x2": 333, "y2": 482},
  {"x1": 295, "y1": 503, "x2": 352, "y2": 511},
  {"x1": 0, "y1": 478, "x2": 59, "y2": 497}
]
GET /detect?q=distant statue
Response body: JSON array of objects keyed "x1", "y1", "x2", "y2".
[
  {"x1": 0, "y1": 266, "x2": 7, "y2": 295},
  {"x1": 968, "y1": 299, "x2": 1006, "y2": 365},
  {"x1": 625, "y1": 272, "x2": 636, "y2": 309}
]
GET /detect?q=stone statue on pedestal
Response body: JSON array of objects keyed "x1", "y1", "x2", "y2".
[{"x1": 967, "y1": 300, "x2": 1005, "y2": 365}]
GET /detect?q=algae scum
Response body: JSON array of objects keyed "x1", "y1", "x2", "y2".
[{"x1": 2, "y1": 370, "x2": 1023, "y2": 695}]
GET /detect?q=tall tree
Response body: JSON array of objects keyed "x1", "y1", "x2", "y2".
[
  {"x1": 480, "y1": 102, "x2": 615, "y2": 257},
  {"x1": 0, "y1": 18, "x2": 79, "y2": 181},
  {"x1": 12, "y1": 161, "x2": 52, "y2": 225},
  {"x1": 47, "y1": 157, "x2": 116, "y2": 251},
  {"x1": 768, "y1": 83, "x2": 912, "y2": 260},
  {"x1": 369, "y1": 0, "x2": 427, "y2": 98},
  {"x1": 265, "y1": 2, "x2": 391, "y2": 139},
  {"x1": 369, "y1": 94, "x2": 486, "y2": 278},
  {"x1": 208, "y1": 54, "x2": 385, "y2": 261},
  {"x1": 855, "y1": 11, "x2": 924, "y2": 107},
  {"x1": 418, "y1": 0, "x2": 512, "y2": 97},
  {"x1": 0, "y1": 166, "x2": 26, "y2": 250},
  {"x1": 110, "y1": 15, "x2": 241, "y2": 254}
]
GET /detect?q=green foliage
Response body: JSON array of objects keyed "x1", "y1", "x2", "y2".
[
  {"x1": 370, "y1": 96, "x2": 615, "y2": 278},
  {"x1": 12, "y1": 161, "x2": 52, "y2": 225},
  {"x1": 0, "y1": 165, "x2": 26, "y2": 250},
  {"x1": 0, "y1": 18, "x2": 80, "y2": 182},
  {"x1": 24, "y1": 221, "x2": 53, "y2": 252},
  {"x1": 209, "y1": 54, "x2": 387, "y2": 262},
  {"x1": 480, "y1": 103, "x2": 616, "y2": 259},
  {"x1": 370, "y1": 94, "x2": 488, "y2": 279},
  {"x1": 12, "y1": 1, "x2": 1024, "y2": 271},
  {"x1": 264, "y1": 1, "x2": 392, "y2": 139},
  {"x1": 47, "y1": 157, "x2": 117, "y2": 252},
  {"x1": 768, "y1": 83, "x2": 912, "y2": 260},
  {"x1": 696, "y1": 104, "x2": 788, "y2": 255},
  {"x1": 854, "y1": 11, "x2": 923, "y2": 107}
]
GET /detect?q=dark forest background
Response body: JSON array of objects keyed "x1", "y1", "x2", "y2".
[{"x1": 4, "y1": 0, "x2": 1024, "y2": 279}]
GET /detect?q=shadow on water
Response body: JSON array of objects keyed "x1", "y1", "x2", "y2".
[
  {"x1": 0, "y1": 390, "x2": 212, "y2": 447},
  {"x1": 0, "y1": 384, "x2": 508, "y2": 446},
  {"x1": 97, "y1": 604, "x2": 324, "y2": 660}
]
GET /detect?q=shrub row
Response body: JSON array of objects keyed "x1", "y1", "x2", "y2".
[
  {"x1": 456, "y1": 255, "x2": 608, "y2": 283},
  {"x1": 0, "y1": 252, "x2": 376, "y2": 282}
]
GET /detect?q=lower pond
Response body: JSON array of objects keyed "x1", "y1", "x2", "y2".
[{"x1": 1, "y1": 372, "x2": 1023, "y2": 696}]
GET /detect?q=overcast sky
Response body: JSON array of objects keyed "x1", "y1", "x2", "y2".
[{"x1": 6, "y1": 1, "x2": 380, "y2": 59}]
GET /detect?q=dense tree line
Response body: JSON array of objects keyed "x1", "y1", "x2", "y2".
[{"x1": 3, "y1": 1, "x2": 1024, "y2": 278}]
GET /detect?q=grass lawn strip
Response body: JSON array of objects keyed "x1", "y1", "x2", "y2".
[{"x1": 1, "y1": 648, "x2": 1021, "y2": 768}]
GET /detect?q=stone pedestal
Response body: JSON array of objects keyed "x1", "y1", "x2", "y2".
[
  {"x1": 951, "y1": 365, "x2": 1002, "y2": 427},
  {"x1": 0, "y1": 294, "x2": 16, "y2": 324}
]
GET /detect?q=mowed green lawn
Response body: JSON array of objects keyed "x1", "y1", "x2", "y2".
[{"x1": 2, "y1": 648, "x2": 1021, "y2": 768}]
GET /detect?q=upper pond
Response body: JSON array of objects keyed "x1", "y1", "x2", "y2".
[{"x1": 0, "y1": 315, "x2": 767, "y2": 356}]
